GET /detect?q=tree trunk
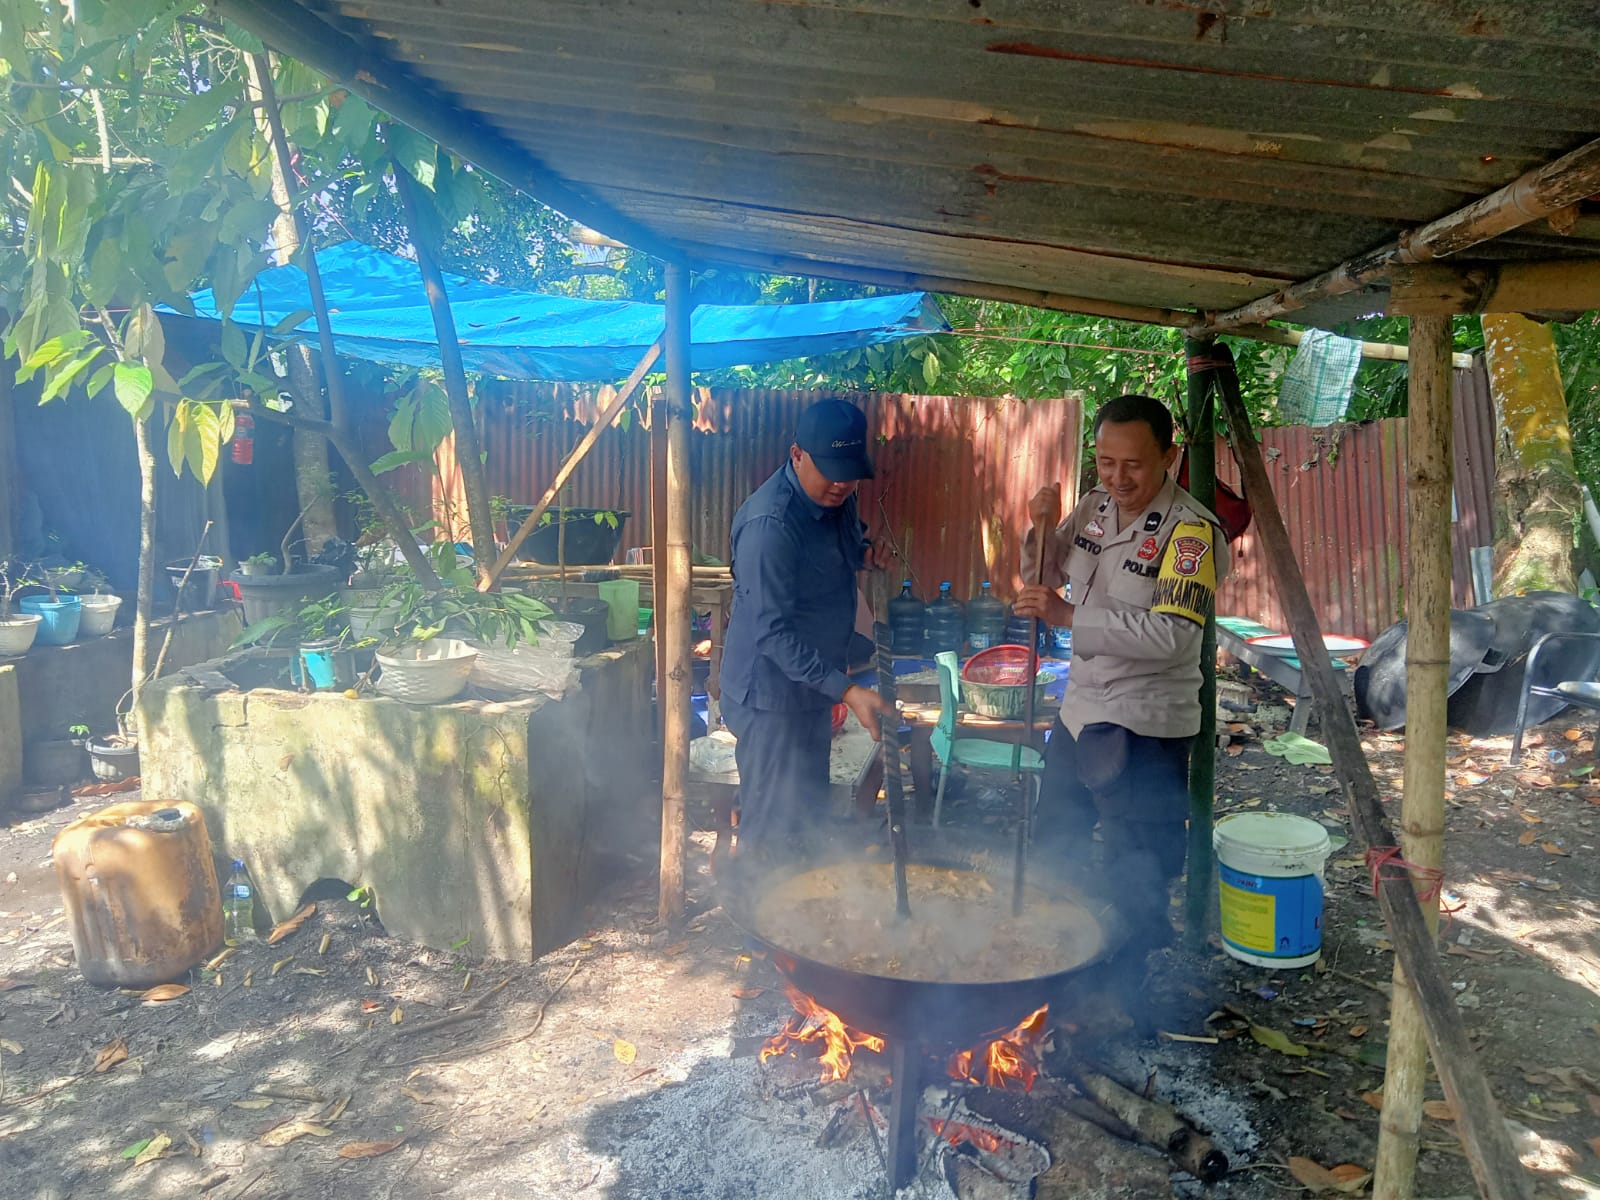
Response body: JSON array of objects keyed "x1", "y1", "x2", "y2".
[
  {"x1": 245, "y1": 52, "x2": 336, "y2": 552},
  {"x1": 129, "y1": 413, "x2": 158, "y2": 721},
  {"x1": 0, "y1": 356, "x2": 17, "y2": 560},
  {"x1": 1482, "y1": 313, "x2": 1580, "y2": 595},
  {"x1": 394, "y1": 163, "x2": 494, "y2": 584}
]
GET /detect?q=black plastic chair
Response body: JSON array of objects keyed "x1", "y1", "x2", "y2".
[{"x1": 1508, "y1": 631, "x2": 1600, "y2": 764}]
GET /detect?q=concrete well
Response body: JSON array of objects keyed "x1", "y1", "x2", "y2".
[
  {"x1": 0, "y1": 609, "x2": 240, "y2": 801},
  {"x1": 139, "y1": 640, "x2": 656, "y2": 961}
]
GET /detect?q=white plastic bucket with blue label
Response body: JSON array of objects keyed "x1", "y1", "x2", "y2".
[{"x1": 1214, "y1": 812, "x2": 1331, "y2": 968}]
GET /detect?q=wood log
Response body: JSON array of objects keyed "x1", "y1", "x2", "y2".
[
  {"x1": 963, "y1": 1087, "x2": 1172, "y2": 1200},
  {"x1": 1391, "y1": 260, "x2": 1600, "y2": 316},
  {"x1": 1075, "y1": 1071, "x2": 1228, "y2": 1183},
  {"x1": 1214, "y1": 346, "x2": 1533, "y2": 1200}
]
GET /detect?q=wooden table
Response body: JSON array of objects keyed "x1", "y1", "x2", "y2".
[{"x1": 1215, "y1": 616, "x2": 1352, "y2": 735}]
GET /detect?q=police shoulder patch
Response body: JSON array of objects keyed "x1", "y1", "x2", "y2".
[{"x1": 1151, "y1": 519, "x2": 1216, "y2": 625}]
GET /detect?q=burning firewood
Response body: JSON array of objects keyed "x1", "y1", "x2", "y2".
[
  {"x1": 1073, "y1": 1070, "x2": 1229, "y2": 1184},
  {"x1": 962, "y1": 1087, "x2": 1174, "y2": 1200}
]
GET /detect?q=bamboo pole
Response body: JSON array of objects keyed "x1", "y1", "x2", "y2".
[
  {"x1": 393, "y1": 161, "x2": 496, "y2": 586},
  {"x1": 1213, "y1": 346, "x2": 1530, "y2": 1200},
  {"x1": 482, "y1": 340, "x2": 662, "y2": 589},
  {"x1": 1391, "y1": 259, "x2": 1600, "y2": 317},
  {"x1": 651, "y1": 386, "x2": 670, "y2": 733},
  {"x1": 1182, "y1": 336, "x2": 1219, "y2": 952},
  {"x1": 1202, "y1": 136, "x2": 1600, "y2": 334},
  {"x1": 658, "y1": 262, "x2": 694, "y2": 926},
  {"x1": 1372, "y1": 315, "x2": 1453, "y2": 1200},
  {"x1": 1228, "y1": 322, "x2": 1473, "y2": 369}
]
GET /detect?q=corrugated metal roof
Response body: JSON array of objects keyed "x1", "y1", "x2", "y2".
[{"x1": 225, "y1": 0, "x2": 1600, "y2": 328}]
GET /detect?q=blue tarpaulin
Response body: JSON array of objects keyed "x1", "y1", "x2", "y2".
[{"x1": 177, "y1": 241, "x2": 948, "y2": 382}]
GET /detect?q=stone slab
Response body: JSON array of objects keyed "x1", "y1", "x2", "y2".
[{"x1": 140, "y1": 640, "x2": 654, "y2": 961}]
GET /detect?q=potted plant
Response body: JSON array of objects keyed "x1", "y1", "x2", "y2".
[
  {"x1": 20, "y1": 560, "x2": 84, "y2": 646},
  {"x1": 237, "y1": 552, "x2": 279, "y2": 578},
  {"x1": 232, "y1": 594, "x2": 356, "y2": 692},
  {"x1": 505, "y1": 505, "x2": 630, "y2": 565},
  {"x1": 165, "y1": 554, "x2": 224, "y2": 611},
  {"x1": 77, "y1": 570, "x2": 122, "y2": 638},
  {"x1": 0, "y1": 561, "x2": 42, "y2": 657},
  {"x1": 86, "y1": 728, "x2": 140, "y2": 782},
  {"x1": 26, "y1": 722, "x2": 90, "y2": 787},
  {"x1": 231, "y1": 502, "x2": 341, "y2": 626}
]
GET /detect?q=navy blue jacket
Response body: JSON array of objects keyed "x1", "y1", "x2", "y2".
[{"x1": 722, "y1": 462, "x2": 867, "y2": 711}]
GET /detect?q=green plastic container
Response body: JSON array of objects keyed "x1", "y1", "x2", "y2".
[
  {"x1": 637, "y1": 607, "x2": 653, "y2": 637},
  {"x1": 596, "y1": 578, "x2": 641, "y2": 641}
]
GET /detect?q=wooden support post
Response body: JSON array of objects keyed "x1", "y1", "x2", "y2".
[
  {"x1": 651, "y1": 386, "x2": 669, "y2": 732},
  {"x1": 658, "y1": 263, "x2": 694, "y2": 926},
  {"x1": 1213, "y1": 346, "x2": 1531, "y2": 1200},
  {"x1": 482, "y1": 340, "x2": 662, "y2": 589},
  {"x1": 1182, "y1": 336, "x2": 1219, "y2": 952},
  {"x1": 1373, "y1": 315, "x2": 1454, "y2": 1200}
]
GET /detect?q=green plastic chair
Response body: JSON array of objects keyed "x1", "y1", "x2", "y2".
[{"x1": 931, "y1": 655, "x2": 1045, "y2": 828}]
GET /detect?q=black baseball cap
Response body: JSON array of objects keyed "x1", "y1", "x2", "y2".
[{"x1": 796, "y1": 399, "x2": 874, "y2": 482}]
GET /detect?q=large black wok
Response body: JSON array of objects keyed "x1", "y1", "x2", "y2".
[{"x1": 724, "y1": 831, "x2": 1127, "y2": 1050}]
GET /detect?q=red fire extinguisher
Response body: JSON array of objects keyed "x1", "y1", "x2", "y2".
[{"x1": 230, "y1": 409, "x2": 254, "y2": 465}]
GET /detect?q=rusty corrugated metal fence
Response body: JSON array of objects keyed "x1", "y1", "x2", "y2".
[
  {"x1": 463, "y1": 370, "x2": 1494, "y2": 642},
  {"x1": 1215, "y1": 363, "x2": 1496, "y2": 640}
]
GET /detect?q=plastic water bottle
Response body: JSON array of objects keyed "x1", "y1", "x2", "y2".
[
  {"x1": 965, "y1": 581, "x2": 1007, "y2": 651},
  {"x1": 925, "y1": 582, "x2": 966, "y2": 657},
  {"x1": 887, "y1": 581, "x2": 926, "y2": 656},
  {"x1": 223, "y1": 860, "x2": 256, "y2": 943}
]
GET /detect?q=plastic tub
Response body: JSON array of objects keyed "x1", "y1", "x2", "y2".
[
  {"x1": 1214, "y1": 812, "x2": 1332, "y2": 968},
  {"x1": 20, "y1": 595, "x2": 81, "y2": 645},
  {"x1": 596, "y1": 578, "x2": 641, "y2": 641},
  {"x1": 637, "y1": 607, "x2": 653, "y2": 637},
  {"x1": 78, "y1": 594, "x2": 122, "y2": 637}
]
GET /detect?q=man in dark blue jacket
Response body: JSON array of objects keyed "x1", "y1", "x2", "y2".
[{"x1": 721, "y1": 399, "x2": 893, "y2": 866}]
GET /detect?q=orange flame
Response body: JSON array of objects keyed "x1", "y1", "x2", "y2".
[
  {"x1": 947, "y1": 1005, "x2": 1049, "y2": 1091},
  {"x1": 927, "y1": 1117, "x2": 1014, "y2": 1155},
  {"x1": 759, "y1": 985, "x2": 886, "y2": 1083}
]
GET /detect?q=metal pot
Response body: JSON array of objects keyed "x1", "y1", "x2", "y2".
[{"x1": 724, "y1": 832, "x2": 1123, "y2": 1049}]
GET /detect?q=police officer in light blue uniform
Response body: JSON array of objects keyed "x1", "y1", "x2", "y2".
[{"x1": 721, "y1": 400, "x2": 894, "y2": 868}]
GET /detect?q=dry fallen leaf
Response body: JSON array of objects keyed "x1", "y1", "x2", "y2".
[
  {"x1": 661, "y1": 941, "x2": 690, "y2": 956},
  {"x1": 1348, "y1": 1025, "x2": 1368, "y2": 1039},
  {"x1": 360, "y1": 999, "x2": 383, "y2": 1013},
  {"x1": 1542, "y1": 842, "x2": 1570, "y2": 856},
  {"x1": 321, "y1": 1094, "x2": 351, "y2": 1124},
  {"x1": 365, "y1": 966, "x2": 378, "y2": 987},
  {"x1": 613, "y1": 1038, "x2": 637, "y2": 1065},
  {"x1": 1565, "y1": 728, "x2": 1584, "y2": 741},
  {"x1": 94, "y1": 1038, "x2": 129, "y2": 1074},
  {"x1": 232, "y1": 1099, "x2": 274, "y2": 1110},
  {"x1": 731, "y1": 987, "x2": 766, "y2": 1000},
  {"x1": 140, "y1": 983, "x2": 189, "y2": 1004},
  {"x1": 132, "y1": 1132, "x2": 172, "y2": 1167},
  {"x1": 1518, "y1": 810, "x2": 1545, "y2": 824},
  {"x1": 1362, "y1": 1090, "x2": 1385, "y2": 1111},
  {"x1": 317, "y1": 933, "x2": 331, "y2": 956},
  {"x1": 266, "y1": 904, "x2": 316, "y2": 946},
  {"x1": 1544, "y1": 1100, "x2": 1581, "y2": 1115},
  {"x1": 1224, "y1": 743, "x2": 1244, "y2": 757},
  {"x1": 259, "y1": 1120, "x2": 332, "y2": 1147},
  {"x1": 1423, "y1": 1100, "x2": 1457, "y2": 1121},
  {"x1": 270, "y1": 957, "x2": 293, "y2": 977},
  {"x1": 390, "y1": 1006, "x2": 403, "y2": 1026},
  {"x1": 1249, "y1": 1023, "x2": 1309, "y2": 1057},
  {"x1": 399, "y1": 1086, "x2": 435, "y2": 1105},
  {"x1": 1519, "y1": 829, "x2": 1538, "y2": 846},
  {"x1": 1327, "y1": 1164, "x2": 1374, "y2": 1192},
  {"x1": 204, "y1": 948, "x2": 235, "y2": 971},
  {"x1": 338, "y1": 1139, "x2": 404, "y2": 1160}
]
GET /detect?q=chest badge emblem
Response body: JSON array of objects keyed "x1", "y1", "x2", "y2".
[
  {"x1": 1143, "y1": 511, "x2": 1162, "y2": 532},
  {"x1": 1084, "y1": 519, "x2": 1105, "y2": 539},
  {"x1": 1137, "y1": 536, "x2": 1161, "y2": 561}
]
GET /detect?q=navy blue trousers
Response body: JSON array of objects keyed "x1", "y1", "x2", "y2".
[
  {"x1": 721, "y1": 698, "x2": 834, "y2": 865},
  {"x1": 1038, "y1": 720, "x2": 1192, "y2": 949}
]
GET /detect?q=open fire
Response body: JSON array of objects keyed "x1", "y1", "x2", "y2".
[{"x1": 760, "y1": 986, "x2": 1049, "y2": 1091}]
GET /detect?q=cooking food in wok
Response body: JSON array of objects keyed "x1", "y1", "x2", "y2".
[{"x1": 752, "y1": 860, "x2": 1106, "y2": 984}]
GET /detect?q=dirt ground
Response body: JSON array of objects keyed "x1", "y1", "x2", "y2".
[{"x1": 1, "y1": 670, "x2": 1599, "y2": 1200}]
